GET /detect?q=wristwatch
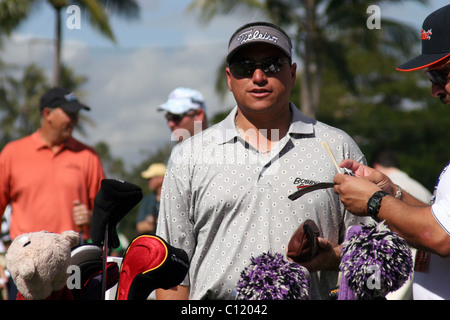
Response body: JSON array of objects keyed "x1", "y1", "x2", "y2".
[{"x1": 367, "y1": 191, "x2": 389, "y2": 222}]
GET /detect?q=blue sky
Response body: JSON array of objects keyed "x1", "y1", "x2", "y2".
[
  {"x1": 17, "y1": 0, "x2": 445, "y2": 47},
  {"x1": 3, "y1": 0, "x2": 447, "y2": 170},
  {"x1": 15, "y1": 0, "x2": 250, "y2": 48}
]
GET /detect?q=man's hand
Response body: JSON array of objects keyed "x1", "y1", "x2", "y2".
[
  {"x1": 333, "y1": 159, "x2": 397, "y2": 216},
  {"x1": 73, "y1": 200, "x2": 92, "y2": 228},
  {"x1": 338, "y1": 159, "x2": 396, "y2": 194},
  {"x1": 289, "y1": 238, "x2": 341, "y2": 273}
]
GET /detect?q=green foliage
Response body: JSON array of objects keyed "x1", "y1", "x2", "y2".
[
  {"x1": 0, "y1": 63, "x2": 89, "y2": 148},
  {"x1": 0, "y1": 0, "x2": 33, "y2": 36}
]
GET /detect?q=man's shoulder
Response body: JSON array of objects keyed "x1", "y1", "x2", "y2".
[
  {"x1": 65, "y1": 136, "x2": 98, "y2": 154},
  {"x1": 312, "y1": 119, "x2": 355, "y2": 141},
  {"x1": 1, "y1": 134, "x2": 35, "y2": 154}
]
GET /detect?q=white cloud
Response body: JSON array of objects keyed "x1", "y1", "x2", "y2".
[{"x1": 58, "y1": 40, "x2": 236, "y2": 169}]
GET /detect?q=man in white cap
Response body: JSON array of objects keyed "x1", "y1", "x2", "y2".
[{"x1": 158, "y1": 87, "x2": 208, "y2": 142}]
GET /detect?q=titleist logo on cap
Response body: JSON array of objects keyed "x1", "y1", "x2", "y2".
[
  {"x1": 64, "y1": 92, "x2": 78, "y2": 102},
  {"x1": 237, "y1": 29, "x2": 279, "y2": 45},
  {"x1": 226, "y1": 23, "x2": 292, "y2": 63}
]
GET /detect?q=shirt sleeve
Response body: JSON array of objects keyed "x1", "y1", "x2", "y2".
[
  {"x1": 156, "y1": 146, "x2": 196, "y2": 286},
  {"x1": 339, "y1": 134, "x2": 373, "y2": 240},
  {"x1": 87, "y1": 152, "x2": 106, "y2": 211},
  {"x1": 0, "y1": 145, "x2": 12, "y2": 220},
  {"x1": 431, "y1": 163, "x2": 450, "y2": 235}
]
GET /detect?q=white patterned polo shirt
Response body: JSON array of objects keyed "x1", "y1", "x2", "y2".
[{"x1": 156, "y1": 104, "x2": 371, "y2": 300}]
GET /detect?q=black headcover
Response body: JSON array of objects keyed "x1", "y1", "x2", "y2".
[{"x1": 91, "y1": 179, "x2": 143, "y2": 248}]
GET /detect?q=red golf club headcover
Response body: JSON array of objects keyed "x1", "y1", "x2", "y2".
[{"x1": 116, "y1": 235, "x2": 189, "y2": 300}]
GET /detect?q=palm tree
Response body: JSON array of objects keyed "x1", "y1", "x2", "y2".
[
  {"x1": 0, "y1": 0, "x2": 140, "y2": 86},
  {"x1": 188, "y1": 0, "x2": 427, "y2": 119}
]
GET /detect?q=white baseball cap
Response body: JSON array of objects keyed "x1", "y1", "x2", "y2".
[{"x1": 158, "y1": 87, "x2": 206, "y2": 114}]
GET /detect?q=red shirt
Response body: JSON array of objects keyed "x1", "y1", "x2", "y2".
[{"x1": 0, "y1": 131, "x2": 105, "y2": 239}]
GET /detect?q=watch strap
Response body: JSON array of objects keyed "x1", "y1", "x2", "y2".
[{"x1": 367, "y1": 190, "x2": 389, "y2": 222}]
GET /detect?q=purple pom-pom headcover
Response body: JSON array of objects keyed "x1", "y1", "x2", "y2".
[
  {"x1": 339, "y1": 222, "x2": 413, "y2": 299},
  {"x1": 236, "y1": 252, "x2": 310, "y2": 300}
]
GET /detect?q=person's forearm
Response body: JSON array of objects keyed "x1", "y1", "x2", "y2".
[
  {"x1": 377, "y1": 196, "x2": 450, "y2": 257},
  {"x1": 397, "y1": 188, "x2": 430, "y2": 207}
]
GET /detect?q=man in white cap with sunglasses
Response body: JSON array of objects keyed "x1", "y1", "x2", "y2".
[
  {"x1": 156, "y1": 22, "x2": 370, "y2": 300},
  {"x1": 158, "y1": 87, "x2": 208, "y2": 142},
  {"x1": 334, "y1": 4, "x2": 450, "y2": 299}
]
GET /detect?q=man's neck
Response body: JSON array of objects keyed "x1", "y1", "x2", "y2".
[
  {"x1": 235, "y1": 106, "x2": 292, "y2": 154},
  {"x1": 38, "y1": 129, "x2": 67, "y2": 153}
]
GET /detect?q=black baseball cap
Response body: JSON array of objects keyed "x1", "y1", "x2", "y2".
[
  {"x1": 39, "y1": 87, "x2": 90, "y2": 112},
  {"x1": 397, "y1": 4, "x2": 450, "y2": 71}
]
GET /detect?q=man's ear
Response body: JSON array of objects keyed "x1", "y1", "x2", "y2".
[
  {"x1": 290, "y1": 62, "x2": 297, "y2": 85},
  {"x1": 195, "y1": 108, "x2": 206, "y2": 121},
  {"x1": 225, "y1": 67, "x2": 233, "y2": 92},
  {"x1": 40, "y1": 107, "x2": 53, "y2": 120}
]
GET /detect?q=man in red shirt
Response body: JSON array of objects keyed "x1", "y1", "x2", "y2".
[{"x1": 0, "y1": 87, "x2": 105, "y2": 241}]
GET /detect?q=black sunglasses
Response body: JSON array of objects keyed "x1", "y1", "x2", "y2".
[
  {"x1": 229, "y1": 58, "x2": 290, "y2": 78},
  {"x1": 426, "y1": 69, "x2": 450, "y2": 87},
  {"x1": 165, "y1": 110, "x2": 197, "y2": 122}
]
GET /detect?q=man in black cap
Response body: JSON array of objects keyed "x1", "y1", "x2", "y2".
[
  {"x1": 334, "y1": 5, "x2": 450, "y2": 299},
  {"x1": 0, "y1": 87, "x2": 105, "y2": 243}
]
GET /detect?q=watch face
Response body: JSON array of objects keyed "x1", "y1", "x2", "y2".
[
  {"x1": 368, "y1": 198, "x2": 380, "y2": 213},
  {"x1": 367, "y1": 191, "x2": 388, "y2": 219}
]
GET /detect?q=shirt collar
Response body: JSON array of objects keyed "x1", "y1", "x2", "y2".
[
  {"x1": 214, "y1": 103, "x2": 315, "y2": 145},
  {"x1": 32, "y1": 130, "x2": 77, "y2": 152},
  {"x1": 289, "y1": 103, "x2": 315, "y2": 135}
]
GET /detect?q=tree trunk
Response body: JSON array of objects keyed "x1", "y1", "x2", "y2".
[
  {"x1": 300, "y1": 0, "x2": 318, "y2": 119},
  {"x1": 53, "y1": 6, "x2": 62, "y2": 86}
]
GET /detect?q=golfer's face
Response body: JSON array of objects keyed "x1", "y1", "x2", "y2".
[
  {"x1": 428, "y1": 61, "x2": 450, "y2": 104},
  {"x1": 225, "y1": 43, "x2": 296, "y2": 116},
  {"x1": 46, "y1": 107, "x2": 79, "y2": 139}
]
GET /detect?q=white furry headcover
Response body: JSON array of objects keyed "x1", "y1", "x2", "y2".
[{"x1": 6, "y1": 230, "x2": 79, "y2": 300}]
